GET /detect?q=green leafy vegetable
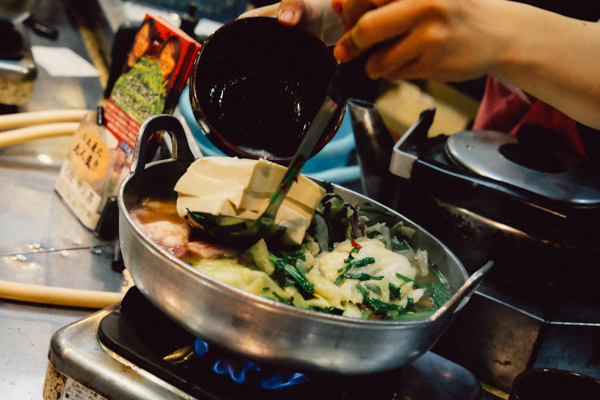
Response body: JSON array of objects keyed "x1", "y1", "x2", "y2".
[
  {"x1": 342, "y1": 273, "x2": 383, "y2": 281},
  {"x1": 427, "y1": 283, "x2": 453, "y2": 308},
  {"x1": 395, "y1": 273, "x2": 420, "y2": 288},
  {"x1": 391, "y1": 311, "x2": 436, "y2": 321}
]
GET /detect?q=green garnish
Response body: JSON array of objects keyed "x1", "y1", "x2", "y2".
[
  {"x1": 427, "y1": 282, "x2": 453, "y2": 308},
  {"x1": 335, "y1": 257, "x2": 376, "y2": 285},
  {"x1": 395, "y1": 273, "x2": 420, "y2": 288},
  {"x1": 391, "y1": 311, "x2": 435, "y2": 321},
  {"x1": 389, "y1": 283, "x2": 402, "y2": 300},
  {"x1": 342, "y1": 273, "x2": 383, "y2": 281}
]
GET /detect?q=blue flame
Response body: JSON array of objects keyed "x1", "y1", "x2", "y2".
[
  {"x1": 193, "y1": 338, "x2": 308, "y2": 389},
  {"x1": 193, "y1": 338, "x2": 209, "y2": 356},
  {"x1": 213, "y1": 358, "x2": 261, "y2": 383},
  {"x1": 261, "y1": 370, "x2": 309, "y2": 389}
]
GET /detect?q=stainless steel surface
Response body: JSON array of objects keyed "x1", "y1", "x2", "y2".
[
  {"x1": 117, "y1": 115, "x2": 490, "y2": 375},
  {"x1": 445, "y1": 129, "x2": 600, "y2": 204},
  {"x1": 0, "y1": 1, "x2": 129, "y2": 398},
  {"x1": 46, "y1": 305, "x2": 196, "y2": 400},
  {"x1": 389, "y1": 108, "x2": 435, "y2": 180},
  {"x1": 1, "y1": 302, "x2": 92, "y2": 399}
]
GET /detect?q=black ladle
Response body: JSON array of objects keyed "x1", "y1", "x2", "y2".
[{"x1": 188, "y1": 46, "x2": 382, "y2": 247}]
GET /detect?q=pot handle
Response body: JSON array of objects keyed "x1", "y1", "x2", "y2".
[
  {"x1": 130, "y1": 114, "x2": 196, "y2": 175},
  {"x1": 436, "y1": 260, "x2": 494, "y2": 318}
]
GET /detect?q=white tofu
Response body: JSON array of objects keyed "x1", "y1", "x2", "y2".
[
  {"x1": 187, "y1": 156, "x2": 257, "y2": 182},
  {"x1": 174, "y1": 156, "x2": 326, "y2": 245},
  {"x1": 176, "y1": 194, "x2": 236, "y2": 218},
  {"x1": 174, "y1": 172, "x2": 246, "y2": 207},
  {"x1": 244, "y1": 159, "x2": 325, "y2": 210},
  {"x1": 274, "y1": 205, "x2": 310, "y2": 245}
]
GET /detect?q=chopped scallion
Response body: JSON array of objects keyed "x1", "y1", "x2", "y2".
[{"x1": 395, "y1": 273, "x2": 419, "y2": 288}]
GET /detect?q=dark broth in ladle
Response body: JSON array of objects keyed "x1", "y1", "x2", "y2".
[{"x1": 190, "y1": 17, "x2": 342, "y2": 161}]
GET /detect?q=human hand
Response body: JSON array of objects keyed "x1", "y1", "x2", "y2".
[
  {"x1": 332, "y1": 0, "x2": 507, "y2": 82},
  {"x1": 239, "y1": 0, "x2": 343, "y2": 46}
]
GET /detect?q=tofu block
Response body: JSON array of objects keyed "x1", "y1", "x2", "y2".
[
  {"x1": 176, "y1": 194, "x2": 236, "y2": 218},
  {"x1": 175, "y1": 156, "x2": 326, "y2": 245},
  {"x1": 174, "y1": 172, "x2": 246, "y2": 207}
]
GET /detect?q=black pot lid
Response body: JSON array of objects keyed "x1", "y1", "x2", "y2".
[{"x1": 445, "y1": 130, "x2": 600, "y2": 205}]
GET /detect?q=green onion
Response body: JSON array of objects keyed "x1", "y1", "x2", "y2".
[
  {"x1": 350, "y1": 257, "x2": 376, "y2": 268},
  {"x1": 361, "y1": 310, "x2": 372, "y2": 319},
  {"x1": 343, "y1": 273, "x2": 383, "y2": 281},
  {"x1": 391, "y1": 311, "x2": 436, "y2": 321},
  {"x1": 389, "y1": 283, "x2": 401, "y2": 300},
  {"x1": 367, "y1": 230, "x2": 383, "y2": 238},
  {"x1": 391, "y1": 236, "x2": 412, "y2": 251},
  {"x1": 364, "y1": 297, "x2": 404, "y2": 313},
  {"x1": 335, "y1": 256, "x2": 376, "y2": 285},
  {"x1": 427, "y1": 283, "x2": 453, "y2": 308},
  {"x1": 281, "y1": 248, "x2": 305, "y2": 259},
  {"x1": 395, "y1": 273, "x2": 420, "y2": 288},
  {"x1": 271, "y1": 292, "x2": 289, "y2": 304},
  {"x1": 282, "y1": 263, "x2": 314, "y2": 293},
  {"x1": 431, "y1": 266, "x2": 449, "y2": 286},
  {"x1": 356, "y1": 284, "x2": 368, "y2": 298}
]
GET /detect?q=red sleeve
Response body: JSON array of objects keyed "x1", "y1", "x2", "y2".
[{"x1": 473, "y1": 76, "x2": 587, "y2": 158}]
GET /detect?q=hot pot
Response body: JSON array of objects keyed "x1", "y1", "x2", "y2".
[{"x1": 117, "y1": 114, "x2": 491, "y2": 375}]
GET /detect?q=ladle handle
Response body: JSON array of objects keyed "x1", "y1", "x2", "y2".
[
  {"x1": 328, "y1": 41, "x2": 392, "y2": 105},
  {"x1": 438, "y1": 261, "x2": 494, "y2": 317},
  {"x1": 258, "y1": 42, "x2": 393, "y2": 225}
]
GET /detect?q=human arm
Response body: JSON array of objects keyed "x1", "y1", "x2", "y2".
[{"x1": 333, "y1": 0, "x2": 600, "y2": 130}]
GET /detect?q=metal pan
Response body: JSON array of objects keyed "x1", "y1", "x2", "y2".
[{"x1": 118, "y1": 114, "x2": 491, "y2": 375}]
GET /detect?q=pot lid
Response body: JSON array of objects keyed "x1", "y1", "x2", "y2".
[{"x1": 445, "y1": 130, "x2": 600, "y2": 205}]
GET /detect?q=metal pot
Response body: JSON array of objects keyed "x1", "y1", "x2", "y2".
[{"x1": 117, "y1": 114, "x2": 491, "y2": 375}]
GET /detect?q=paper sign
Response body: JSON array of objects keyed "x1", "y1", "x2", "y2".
[{"x1": 31, "y1": 46, "x2": 100, "y2": 77}]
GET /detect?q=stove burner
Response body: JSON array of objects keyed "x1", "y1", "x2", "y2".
[
  {"x1": 177, "y1": 337, "x2": 309, "y2": 389},
  {"x1": 498, "y1": 143, "x2": 567, "y2": 173},
  {"x1": 96, "y1": 287, "x2": 483, "y2": 399}
]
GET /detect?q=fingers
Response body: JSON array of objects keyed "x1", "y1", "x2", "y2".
[
  {"x1": 277, "y1": 0, "x2": 305, "y2": 25},
  {"x1": 337, "y1": 0, "x2": 396, "y2": 30},
  {"x1": 365, "y1": 31, "x2": 423, "y2": 80},
  {"x1": 238, "y1": 0, "x2": 304, "y2": 26},
  {"x1": 334, "y1": 0, "x2": 417, "y2": 62}
]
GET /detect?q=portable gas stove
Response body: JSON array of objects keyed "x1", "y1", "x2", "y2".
[
  {"x1": 385, "y1": 108, "x2": 600, "y2": 319},
  {"x1": 350, "y1": 106, "x2": 600, "y2": 392},
  {"x1": 44, "y1": 286, "x2": 484, "y2": 400}
]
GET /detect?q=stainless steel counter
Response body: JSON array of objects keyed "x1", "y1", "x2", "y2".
[{"x1": 0, "y1": 1, "x2": 130, "y2": 398}]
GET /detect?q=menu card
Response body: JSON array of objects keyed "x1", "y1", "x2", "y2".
[{"x1": 55, "y1": 14, "x2": 201, "y2": 230}]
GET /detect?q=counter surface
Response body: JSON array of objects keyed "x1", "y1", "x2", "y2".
[{"x1": 0, "y1": 1, "x2": 129, "y2": 398}]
